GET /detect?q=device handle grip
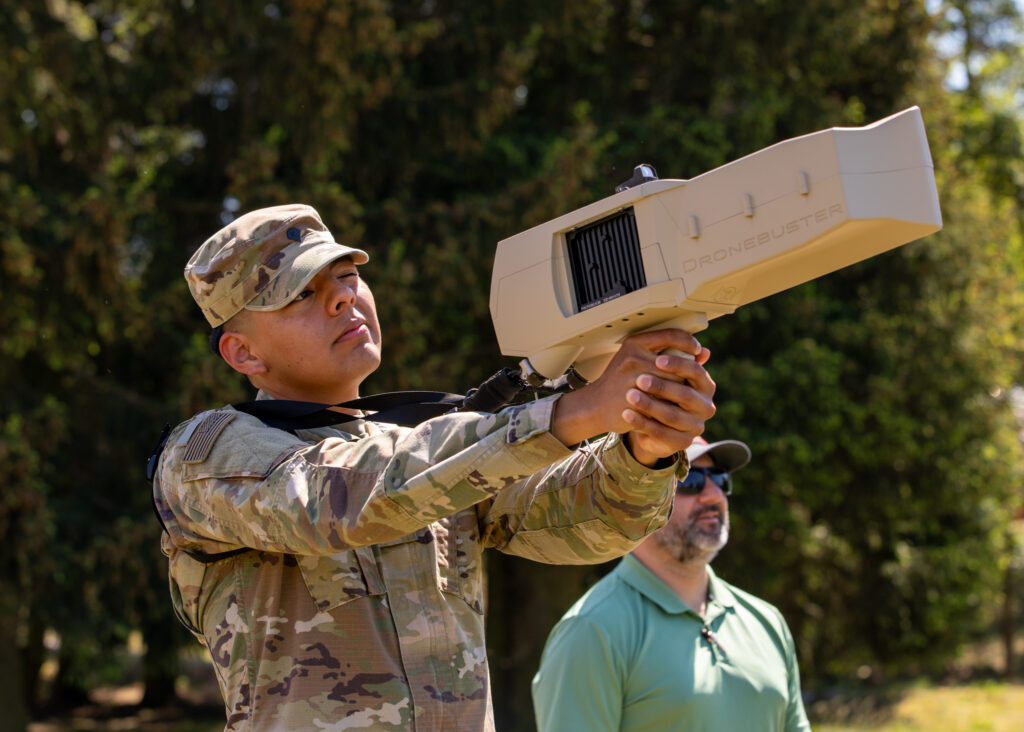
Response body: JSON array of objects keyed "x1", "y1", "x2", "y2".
[{"x1": 644, "y1": 311, "x2": 707, "y2": 362}]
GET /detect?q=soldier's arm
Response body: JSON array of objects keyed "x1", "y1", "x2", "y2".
[
  {"x1": 156, "y1": 329, "x2": 713, "y2": 559},
  {"x1": 474, "y1": 330, "x2": 714, "y2": 564},
  {"x1": 155, "y1": 395, "x2": 580, "y2": 557},
  {"x1": 475, "y1": 430, "x2": 683, "y2": 564}
]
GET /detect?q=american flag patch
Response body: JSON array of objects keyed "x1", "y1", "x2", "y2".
[{"x1": 182, "y1": 412, "x2": 236, "y2": 464}]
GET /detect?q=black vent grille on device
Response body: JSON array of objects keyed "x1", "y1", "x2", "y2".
[{"x1": 566, "y1": 207, "x2": 647, "y2": 312}]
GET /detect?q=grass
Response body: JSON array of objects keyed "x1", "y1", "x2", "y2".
[
  {"x1": 26, "y1": 681, "x2": 1024, "y2": 730},
  {"x1": 811, "y1": 681, "x2": 1024, "y2": 732}
]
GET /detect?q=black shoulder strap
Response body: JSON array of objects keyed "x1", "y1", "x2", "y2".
[
  {"x1": 231, "y1": 367, "x2": 533, "y2": 431},
  {"x1": 231, "y1": 390, "x2": 467, "y2": 430}
]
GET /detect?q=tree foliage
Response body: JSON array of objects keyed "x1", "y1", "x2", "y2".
[{"x1": 1, "y1": 0, "x2": 1021, "y2": 727}]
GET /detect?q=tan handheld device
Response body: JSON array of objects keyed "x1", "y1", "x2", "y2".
[{"x1": 489, "y1": 106, "x2": 943, "y2": 382}]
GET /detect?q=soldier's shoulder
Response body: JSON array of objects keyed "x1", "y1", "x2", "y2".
[{"x1": 162, "y1": 406, "x2": 304, "y2": 479}]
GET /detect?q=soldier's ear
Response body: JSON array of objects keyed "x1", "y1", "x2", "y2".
[{"x1": 219, "y1": 330, "x2": 267, "y2": 376}]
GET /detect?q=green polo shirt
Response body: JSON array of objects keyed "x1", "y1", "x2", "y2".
[{"x1": 532, "y1": 554, "x2": 812, "y2": 732}]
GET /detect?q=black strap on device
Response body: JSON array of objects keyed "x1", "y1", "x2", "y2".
[{"x1": 231, "y1": 390, "x2": 467, "y2": 430}]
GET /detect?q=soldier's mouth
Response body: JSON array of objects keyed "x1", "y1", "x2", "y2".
[{"x1": 336, "y1": 322, "x2": 368, "y2": 343}]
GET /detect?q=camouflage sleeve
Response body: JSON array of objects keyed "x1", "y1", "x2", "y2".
[
  {"x1": 155, "y1": 395, "x2": 580, "y2": 557},
  {"x1": 477, "y1": 431, "x2": 686, "y2": 564}
]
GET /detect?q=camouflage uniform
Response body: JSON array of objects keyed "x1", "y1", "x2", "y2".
[
  {"x1": 156, "y1": 204, "x2": 685, "y2": 730},
  {"x1": 154, "y1": 395, "x2": 680, "y2": 730}
]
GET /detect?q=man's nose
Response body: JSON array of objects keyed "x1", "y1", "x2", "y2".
[
  {"x1": 326, "y1": 277, "x2": 357, "y2": 313},
  {"x1": 697, "y1": 477, "x2": 725, "y2": 500}
]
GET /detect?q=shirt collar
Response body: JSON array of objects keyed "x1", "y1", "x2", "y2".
[{"x1": 617, "y1": 554, "x2": 736, "y2": 616}]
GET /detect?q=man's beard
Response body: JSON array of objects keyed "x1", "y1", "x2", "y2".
[{"x1": 653, "y1": 505, "x2": 729, "y2": 564}]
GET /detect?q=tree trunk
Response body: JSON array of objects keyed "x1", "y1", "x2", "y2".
[
  {"x1": 141, "y1": 618, "x2": 181, "y2": 707},
  {"x1": 0, "y1": 609, "x2": 30, "y2": 732},
  {"x1": 1001, "y1": 554, "x2": 1015, "y2": 678},
  {"x1": 20, "y1": 619, "x2": 45, "y2": 716}
]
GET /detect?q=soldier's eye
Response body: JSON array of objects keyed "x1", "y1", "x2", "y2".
[{"x1": 334, "y1": 265, "x2": 358, "y2": 282}]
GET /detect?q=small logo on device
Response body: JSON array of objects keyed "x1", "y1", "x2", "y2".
[{"x1": 682, "y1": 203, "x2": 845, "y2": 274}]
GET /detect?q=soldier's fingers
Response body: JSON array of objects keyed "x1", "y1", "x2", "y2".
[
  {"x1": 645, "y1": 360, "x2": 716, "y2": 402},
  {"x1": 622, "y1": 409, "x2": 705, "y2": 454},
  {"x1": 624, "y1": 387, "x2": 715, "y2": 433}
]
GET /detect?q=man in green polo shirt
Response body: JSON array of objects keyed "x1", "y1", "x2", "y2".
[{"x1": 532, "y1": 435, "x2": 812, "y2": 732}]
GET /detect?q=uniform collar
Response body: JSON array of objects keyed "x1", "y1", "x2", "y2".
[{"x1": 617, "y1": 554, "x2": 736, "y2": 616}]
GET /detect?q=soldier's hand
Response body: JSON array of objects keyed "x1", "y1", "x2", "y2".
[
  {"x1": 621, "y1": 343, "x2": 716, "y2": 466},
  {"x1": 550, "y1": 329, "x2": 716, "y2": 465}
]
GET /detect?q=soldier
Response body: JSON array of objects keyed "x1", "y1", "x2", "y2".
[{"x1": 151, "y1": 203, "x2": 716, "y2": 731}]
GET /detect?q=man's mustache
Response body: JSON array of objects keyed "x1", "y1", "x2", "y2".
[{"x1": 690, "y1": 507, "x2": 724, "y2": 523}]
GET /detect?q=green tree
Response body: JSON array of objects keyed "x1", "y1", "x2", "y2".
[
  {"x1": 1, "y1": 1, "x2": 1021, "y2": 729},
  {"x1": 0, "y1": 0, "x2": 242, "y2": 711}
]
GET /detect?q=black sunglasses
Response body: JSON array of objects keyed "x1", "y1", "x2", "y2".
[{"x1": 676, "y1": 466, "x2": 732, "y2": 496}]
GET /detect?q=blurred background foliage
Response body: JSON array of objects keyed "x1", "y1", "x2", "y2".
[{"x1": 1, "y1": 0, "x2": 1023, "y2": 730}]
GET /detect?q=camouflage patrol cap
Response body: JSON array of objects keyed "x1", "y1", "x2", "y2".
[{"x1": 184, "y1": 203, "x2": 369, "y2": 327}]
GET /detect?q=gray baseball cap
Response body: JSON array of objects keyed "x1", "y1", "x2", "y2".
[{"x1": 685, "y1": 436, "x2": 752, "y2": 472}]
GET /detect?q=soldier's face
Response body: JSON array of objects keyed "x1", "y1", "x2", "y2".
[
  {"x1": 653, "y1": 454, "x2": 730, "y2": 564},
  {"x1": 238, "y1": 258, "x2": 382, "y2": 403}
]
